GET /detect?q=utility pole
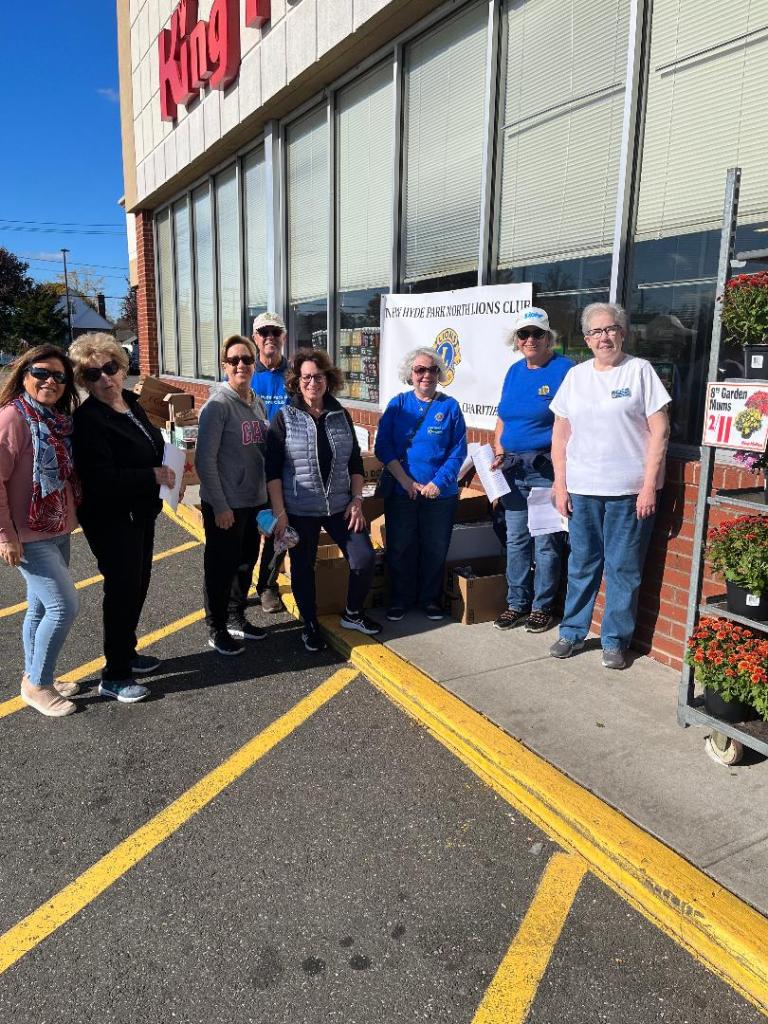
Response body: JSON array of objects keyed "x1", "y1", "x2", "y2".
[{"x1": 61, "y1": 248, "x2": 73, "y2": 347}]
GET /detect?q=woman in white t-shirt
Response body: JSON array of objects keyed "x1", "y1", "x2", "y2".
[{"x1": 548, "y1": 302, "x2": 671, "y2": 670}]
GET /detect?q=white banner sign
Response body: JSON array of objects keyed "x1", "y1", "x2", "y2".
[
  {"x1": 379, "y1": 284, "x2": 533, "y2": 430},
  {"x1": 702, "y1": 382, "x2": 768, "y2": 451}
]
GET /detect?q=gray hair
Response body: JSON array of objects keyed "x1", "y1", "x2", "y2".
[
  {"x1": 399, "y1": 346, "x2": 450, "y2": 386},
  {"x1": 581, "y1": 302, "x2": 628, "y2": 334}
]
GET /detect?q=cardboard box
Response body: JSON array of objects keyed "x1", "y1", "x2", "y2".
[
  {"x1": 448, "y1": 557, "x2": 507, "y2": 625},
  {"x1": 361, "y1": 453, "x2": 382, "y2": 485},
  {"x1": 455, "y1": 489, "x2": 491, "y2": 523},
  {"x1": 444, "y1": 555, "x2": 506, "y2": 599},
  {"x1": 283, "y1": 548, "x2": 387, "y2": 614},
  {"x1": 136, "y1": 376, "x2": 192, "y2": 426},
  {"x1": 446, "y1": 520, "x2": 502, "y2": 561}
]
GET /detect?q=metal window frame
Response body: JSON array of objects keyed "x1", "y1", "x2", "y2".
[
  {"x1": 477, "y1": 0, "x2": 502, "y2": 286},
  {"x1": 327, "y1": 92, "x2": 337, "y2": 360},
  {"x1": 173, "y1": 193, "x2": 196, "y2": 378}
]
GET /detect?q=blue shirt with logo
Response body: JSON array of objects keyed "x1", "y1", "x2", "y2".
[
  {"x1": 375, "y1": 390, "x2": 467, "y2": 496},
  {"x1": 497, "y1": 354, "x2": 574, "y2": 452},
  {"x1": 252, "y1": 357, "x2": 288, "y2": 422}
]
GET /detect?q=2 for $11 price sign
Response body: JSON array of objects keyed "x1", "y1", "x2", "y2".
[{"x1": 703, "y1": 382, "x2": 768, "y2": 451}]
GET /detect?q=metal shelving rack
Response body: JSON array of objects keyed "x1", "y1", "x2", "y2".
[{"x1": 677, "y1": 167, "x2": 768, "y2": 766}]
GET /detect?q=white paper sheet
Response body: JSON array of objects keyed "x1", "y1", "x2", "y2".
[
  {"x1": 527, "y1": 486, "x2": 569, "y2": 535},
  {"x1": 471, "y1": 444, "x2": 511, "y2": 502},
  {"x1": 159, "y1": 443, "x2": 187, "y2": 512}
]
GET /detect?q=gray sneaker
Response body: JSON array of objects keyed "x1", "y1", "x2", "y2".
[
  {"x1": 549, "y1": 637, "x2": 586, "y2": 659},
  {"x1": 601, "y1": 649, "x2": 626, "y2": 670},
  {"x1": 98, "y1": 680, "x2": 150, "y2": 703}
]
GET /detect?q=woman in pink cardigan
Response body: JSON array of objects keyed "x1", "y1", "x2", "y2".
[{"x1": 0, "y1": 345, "x2": 82, "y2": 717}]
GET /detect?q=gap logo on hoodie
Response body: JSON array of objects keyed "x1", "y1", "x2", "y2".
[{"x1": 242, "y1": 420, "x2": 268, "y2": 445}]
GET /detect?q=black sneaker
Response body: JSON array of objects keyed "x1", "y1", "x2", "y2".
[
  {"x1": 131, "y1": 654, "x2": 161, "y2": 675},
  {"x1": 524, "y1": 610, "x2": 553, "y2": 633},
  {"x1": 227, "y1": 619, "x2": 267, "y2": 641},
  {"x1": 208, "y1": 630, "x2": 245, "y2": 656},
  {"x1": 339, "y1": 610, "x2": 383, "y2": 635},
  {"x1": 302, "y1": 624, "x2": 327, "y2": 653},
  {"x1": 424, "y1": 603, "x2": 445, "y2": 621},
  {"x1": 386, "y1": 606, "x2": 406, "y2": 621},
  {"x1": 493, "y1": 608, "x2": 529, "y2": 630}
]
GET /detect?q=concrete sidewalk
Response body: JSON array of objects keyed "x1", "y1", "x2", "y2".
[{"x1": 378, "y1": 613, "x2": 768, "y2": 918}]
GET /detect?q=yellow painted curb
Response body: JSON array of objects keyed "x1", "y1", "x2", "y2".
[
  {"x1": 315, "y1": 617, "x2": 768, "y2": 1016},
  {"x1": 164, "y1": 501, "x2": 205, "y2": 542}
]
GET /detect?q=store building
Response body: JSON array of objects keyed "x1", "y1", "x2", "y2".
[{"x1": 117, "y1": 0, "x2": 768, "y2": 668}]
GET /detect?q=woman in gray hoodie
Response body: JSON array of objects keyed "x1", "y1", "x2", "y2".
[{"x1": 196, "y1": 335, "x2": 269, "y2": 655}]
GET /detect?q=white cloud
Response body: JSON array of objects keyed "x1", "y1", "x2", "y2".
[
  {"x1": 21, "y1": 251, "x2": 64, "y2": 262},
  {"x1": 97, "y1": 87, "x2": 120, "y2": 103}
]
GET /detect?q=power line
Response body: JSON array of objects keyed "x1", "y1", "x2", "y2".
[
  {"x1": 22, "y1": 257, "x2": 129, "y2": 272},
  {"x1": 0, "y1": 226, "x2": 124, "y2": 236},
  {"x1": 0, "y1": 218, "x2": 124, "y2": 228}
]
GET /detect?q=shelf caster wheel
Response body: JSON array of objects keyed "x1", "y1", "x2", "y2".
[{"x1": 705, "y1": 731, "x2": 744, "y2": 766}]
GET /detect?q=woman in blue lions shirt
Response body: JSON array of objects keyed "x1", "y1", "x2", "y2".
[
  {"x1": 375, "y1": 348, "x2": 467, "y2": 622},
  {"x1": 491, "y1": 307, "x2": 573, "y2": 634}
]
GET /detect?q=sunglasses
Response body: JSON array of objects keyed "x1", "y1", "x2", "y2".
[
  {"x1": 26, "y1": 367, "x2": 67, "y2": 385},
  {"x1": 413, "y1": 365, "x2": 439, "y2": 376},
  {"x1": 83, "y1": 360, "x2": 121, "y2": 383},
  {"x1": 517, "y1": 328, "x2": 546, "y2": 341},
  {"x1": 224, "y1": 355, "x2": 255, "y2": 367},
  {"x1": 256, "y1": 327, "x2": 284, "y2": 339}
]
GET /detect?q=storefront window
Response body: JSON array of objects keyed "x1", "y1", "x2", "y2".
[
  {"x1": 215, "y1": 164, "x2": 242, "y2": 340},
  {"x1": 287, "y1": 106, "x2": 329, "y2": 348},
  {"x1": 192, "y1": 183, "x2": 217, "y2": 378},
  {"x1": 173, "y1": 199, "x2": 195, "y2": 377},
  {"x1": 156, "y1": 208, "x2": 177, "y2": 375},
  {"x1": 400, "y1": 1, "x2": 487, "y2": 290},
  {"x1": 336, "y1": 63, "x2": 393, "y2": 402},
  {"x1": 629, "y1": 2, "x2": 768, "y2": 444},
  {"x1": 243, "y1": 146, "x2": 269, "y2": 330},
  {"x1": 492, "y1": 0, "x2": 629, "y2": 349}
]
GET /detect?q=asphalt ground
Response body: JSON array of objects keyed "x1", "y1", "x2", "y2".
[{"x1": 0, "y1": 514, "x2": 765, "y2": 1023}]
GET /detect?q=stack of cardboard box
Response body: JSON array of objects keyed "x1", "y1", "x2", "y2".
[{"x1": 135, "y1": 376, "x2": 199, "y2": 487}]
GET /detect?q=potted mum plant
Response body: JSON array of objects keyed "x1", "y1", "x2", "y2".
[
  {"x1": 685, "y1": 617, "x2": 768, "y2": 722},
  {"x1": 721, "y1": 271, "x2": 768, "y2": 379},
  {"x1": 706, "y1": 515, "x2": 768, "y2": 621},
  {"x1": 733, "y1": 446, "x2": 768, "y2": 502}
]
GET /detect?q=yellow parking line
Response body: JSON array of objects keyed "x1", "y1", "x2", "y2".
[
  {"x1": 0, "y1": 665, "x2": 357, "y2": 975},
  {"x1": 0, "y1": 541, "x2": 200, "y2": 620},
  {"x1": 0, "y1": 601, "x2": 214, "y2": 721},
  {"x1": 472, "y1": 853, "x2": 586, "y2": 1023}
]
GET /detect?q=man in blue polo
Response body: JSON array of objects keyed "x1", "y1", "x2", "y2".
[{"x1": 246, "y1": 311, "x2": 289, "y2": 613}]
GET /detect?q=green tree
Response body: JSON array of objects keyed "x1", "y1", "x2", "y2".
[
  {"x1": 52, "y1": 268, "x2": 106, "y2": 311},
  {"x1": 14, "y1": 283, "x2": 67, "y2": 348},
  {"x1": 0, "y1": 247, "x2": 34, "y2": 345},
  {"x1": 120, "y1": 282, "x2": 138, "y2": 334}
]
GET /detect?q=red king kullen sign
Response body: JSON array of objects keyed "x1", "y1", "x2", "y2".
[{"x1": 159, "y1": 0, "x2": 272, "y2": 122}]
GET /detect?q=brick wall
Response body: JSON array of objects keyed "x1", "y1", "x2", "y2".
[{"x1": 135, "y1": 210, "x2": 159, "y2": 377}]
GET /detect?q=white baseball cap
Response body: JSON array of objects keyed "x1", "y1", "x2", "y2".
[{"x1": 513, "y1": 307, "x2": 552, "y2": 334}]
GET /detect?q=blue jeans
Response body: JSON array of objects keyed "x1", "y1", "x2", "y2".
[
  {"x1": 17, "y1": 534, "x2": 79, "y2": 687},
  {"x1": 559, "y1": 493, "x2": 656, "y2": 651},
  {"x1": 501, "y1": 468, "x2": 566, "y2": 612},
  {"x1": 384, "y1": 494, "x2": 458, "y2": 607}
]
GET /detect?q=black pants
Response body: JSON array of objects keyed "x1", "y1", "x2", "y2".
[
  {"x1": 288, "y1": 510, "x2": 375, "y2": 626},
  {"x1": 82, "y1": 512, "x2": 156, "y2": 681},
  {"x1": 228, "y1": 505, "x2": 284, "y2": 606},
  {"x1": 202, "y1": 503, "x2": 261, "y2": 632}
]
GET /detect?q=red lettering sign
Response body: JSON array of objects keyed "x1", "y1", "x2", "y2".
[
  {"x1": 245, "y1": 0, "x2": 271, "y2": 29},
  {"x1": 159, "y1": 0, "x2": 241, "y2": 122}
]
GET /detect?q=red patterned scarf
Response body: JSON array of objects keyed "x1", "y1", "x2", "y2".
[{"x1": 13, "y1": 394, "x2": 81, "y2": 533}]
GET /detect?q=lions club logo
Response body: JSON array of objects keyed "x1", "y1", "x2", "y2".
[{"x1": 433, "y1": 328, "x2": 461, "y2": 386}]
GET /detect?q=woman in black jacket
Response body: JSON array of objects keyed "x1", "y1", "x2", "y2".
[{"x1": 70, "y1": 334, "x2": 175, "y2": 703}]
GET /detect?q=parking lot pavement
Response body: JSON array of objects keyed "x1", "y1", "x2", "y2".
[{"x1": 0, "y1": 514, "x2": 766, "y2": 1022}]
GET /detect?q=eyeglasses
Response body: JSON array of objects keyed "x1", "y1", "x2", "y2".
[
  {"x1": 585, "y1": 324, "x2": 623, "y2": 339},
  {"x1": 413, "y1": 365, "x2": 439, "y2": 376},
  {"x1": 300, "y1": 373, "x2": 326, "y2": 384},
  {"x1": 517, "y1": 328, "x2": 546, "y2": 341},
  {"x1": 256, "y1": 327, "x2": 284, "y2": 339},
  {"x1": 82, "y1": 360, "x2": 121, "y2": 383},
  {"x1": 27, "y1": 366, "x2": 67, "y2": 384},
  {"x1": 224, "y1": 355, "x2": 255, "y2": 367}
]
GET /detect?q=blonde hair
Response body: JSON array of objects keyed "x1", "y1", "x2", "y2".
[
  {"x1": 220, "y1": 335, "x2": 257, "y2": 365},
  {"x1": 69, "y1": 333, "x2": 128, "y2": 387}
]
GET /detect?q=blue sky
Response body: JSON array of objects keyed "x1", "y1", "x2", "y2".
[{"x1": 0, "y1": 1, "x2": 128, "y2": 317}]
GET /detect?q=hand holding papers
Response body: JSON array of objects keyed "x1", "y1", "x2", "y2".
[
  {"x1": 159, "y1": 443, "x2": 186, "y2": 511},
  {"x1": 469, "y1": 444, "x2": 511, "y2": 502},
  {"x1": 527, "y1": 486, "x2": 569, "y2": 535}
]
